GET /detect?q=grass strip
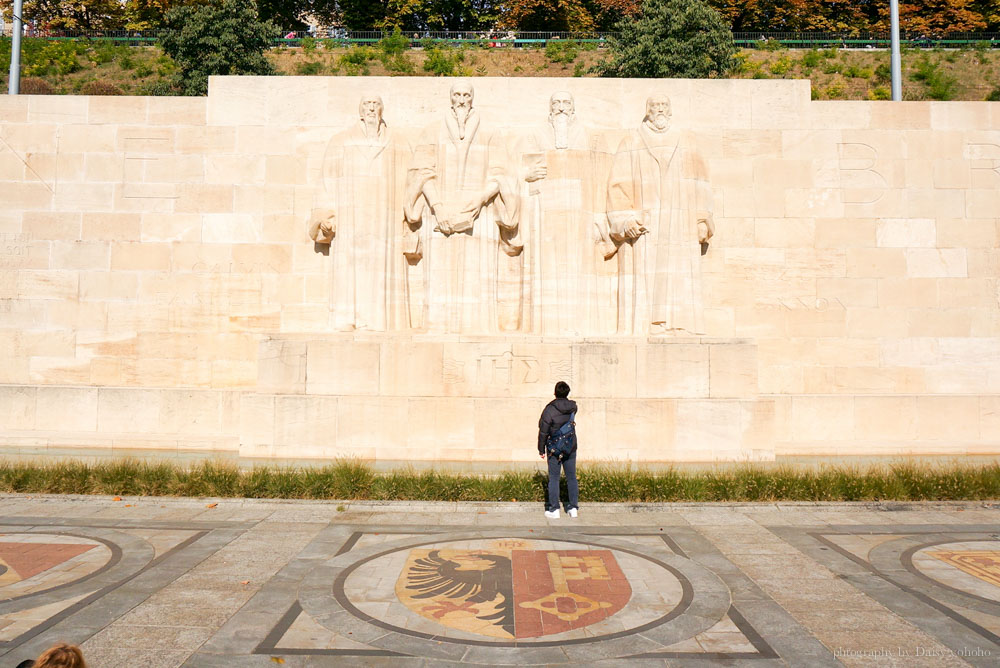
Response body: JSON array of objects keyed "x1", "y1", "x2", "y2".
[{"x1": 1, "y1": 459, "x2": 999, "y2": 502}]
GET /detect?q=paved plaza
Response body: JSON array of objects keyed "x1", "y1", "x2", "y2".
[{"x1": 0, "y1": 496, "x2": 998, "y2": 666}]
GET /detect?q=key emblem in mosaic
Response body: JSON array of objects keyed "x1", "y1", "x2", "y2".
[
  {"x1": 395, "y1": 546, "x2": 630, "y2": 638},
  {"x1": 928, "y1": 550, "x2": 1000, "y2": 588}
]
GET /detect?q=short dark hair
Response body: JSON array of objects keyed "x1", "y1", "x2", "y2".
[{"x1": 554, "y1": 381, "x2": 570, "y2": 398}]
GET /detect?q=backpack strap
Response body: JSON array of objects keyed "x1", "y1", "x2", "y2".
[{"x1": 556, "y1": 412, "x2": 576, "y2": 436}]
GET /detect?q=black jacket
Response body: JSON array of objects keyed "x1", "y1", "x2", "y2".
[{"x1": 537, "y1": 398, "x2": 577, "y2": 455}]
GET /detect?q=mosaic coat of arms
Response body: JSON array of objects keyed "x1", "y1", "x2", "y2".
[{"x1": 395, "y1": 544, "x2": 631, "y2": 639}]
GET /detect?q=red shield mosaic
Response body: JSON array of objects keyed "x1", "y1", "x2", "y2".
[{"x1": 341, "y1": 537, "x2": 684, "y2": 643}]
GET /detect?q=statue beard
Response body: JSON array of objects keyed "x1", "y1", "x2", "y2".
[
  {"x1": 452, "y1": 103, "x2": 472, "y2": 139},
  {"x1": 646, "y1": 112, "x2": 671, "y2": 133},
  {"x1": 362, "y1": 112, "x2": 381, "y2": 137},
  {"x1": 549, "y1": 111, "x2": 573, "y2": 149}
]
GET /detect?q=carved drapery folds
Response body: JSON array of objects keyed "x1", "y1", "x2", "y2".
[{"x1": 311, "y1": 89, "x2": 714, "y2": 337}]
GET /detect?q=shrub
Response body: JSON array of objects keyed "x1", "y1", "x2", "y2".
[
  {"x1": 378, "y1": 27, "x2": 409, "y2": 57},
  {"x1": 986, "y1": 86, "x2": 1000, "y2": 102},
  {"x1": 769, "y1": 55, "x2": 793, "y2": 75},
  {"x1": 545, "y1": 39, "x2": 580, "y2": 64},
  {"x1": 822, "y1": 61, "x2": 843, "y2": 74},
  {"x1": 295, "y1": 60, "x2": 325, "y2": 75},
  {"x1": 911, "y1": 55, "x2": 957, "y2": 100},
  {"x1": 843, "y1": 65, "x2": 873, "y2": 79},
  {"x1": 340, "y1": 46, "x2": 376, "y2": 65},
  {"x1": 423, "y1": 46, "x2": 462, "y2": 76},
  {"x1": 139, "y1": 78, "x2": 180, "y2": 96},
  {"x1": 824, "y1": 80, "x2": 846, "y2": 99},
  {"x1": 383, "y1": 54, "x2": 415, "y2": 74},
  {"x1": 573, "y1": 60, "x2": 587, "y2": 77},
  {"x1": 301, "y1": 36, "x2": 317, "y2": 53},
  {"x1": 18, "y1": 77, "x2": 56, "y2": 94},
  {"x1": 801, "y1": 49, "x2": 821, "y2": 68},
  {"x1": 134, "y1": 63, "x2": 154, "y2": 78},
  {"x1": 597, "y1": 0, "x2": 736, "y2": 78},
  {"x1": 874, "y1": 62, "x2": 891, "y2": 82},
  {"x1": 868, "y1": 86, "x2": 891, "y2": 100},
  {"x1": 80, "y1": 80, "x2": 124, "y2": 95},
  {"x1": 24, "y1": 41, "x2": 84, "y2": 76}
]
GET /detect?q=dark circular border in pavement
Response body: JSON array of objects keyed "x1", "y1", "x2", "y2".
[
  {"x1": 0, "y1": 526, "x2": 154, "y2": 615},
  {"x1": 299, "y1": 530, "x2": 731, "y2": 664},
  {"x1": 868, "y1": 534, "x2": 1000, "y2": 616}
]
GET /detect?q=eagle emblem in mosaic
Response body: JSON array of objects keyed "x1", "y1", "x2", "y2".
[{"x1": 395, "y1": 544, "x2": 631, "y2": 638}]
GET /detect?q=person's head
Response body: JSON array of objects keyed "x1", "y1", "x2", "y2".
[
  {"x1": 644, "y1": 94, "x2": 672, "y2": 131},
  {"x1": 358, "y1": 94, "x2": 384, "y2": 124},
  {"x1": 554, "y1": 381, "x2": 570, "y2": 399},
  {"x1": 34, "y1": 643, "x2": 86, "y2": 668},
  {"x1": 450, "y1": 82, "x2": 474, "y2": 111},
  {"x1": 549, "y1": 91, "x2": 574, "y2": 119}
]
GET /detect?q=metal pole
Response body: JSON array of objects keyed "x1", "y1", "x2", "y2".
[
  {"x1": 8, "y1": 0, "x2": 24, "y2": 94},
  {"x1": 890, "y1": 0, "x2": 902, "y2": 101}
]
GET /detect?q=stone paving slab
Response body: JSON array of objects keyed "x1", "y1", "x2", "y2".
[{"x1": 0, "y1": 495, "x2": 997, "y2": 666}]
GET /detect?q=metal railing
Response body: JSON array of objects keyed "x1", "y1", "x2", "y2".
[
  {"x1": 734, "y1": 31, "x2": 1000, "y2": 48},
  {"x1": 3, "y1": 28, "x2": 999, "y2": 49}
]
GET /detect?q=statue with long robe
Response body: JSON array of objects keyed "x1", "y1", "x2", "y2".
[
  {"x1": 520, "y1": 91, "x2": 615, "y2": 336},
  {"x1": 309, "y1": 94, "x2": 406, "y2": 331},
  {"x1": 606, "y1": 95, "x2": 714, "y2": 336},
  {"x1": 403, "y1": 82, "x2": 521, "y2": 333}
]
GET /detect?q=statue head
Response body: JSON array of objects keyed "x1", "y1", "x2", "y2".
[
  {"x1": 549, "y1": 91, "x2": 575, "y2": 119},
  {"x1": 644, "y1": 95, "x2": 672, "y2": 132},
  {"x1": 450, "y1": 82, "x2": 475, "y2": 112},
  {"x1": 358, "y1": 94, "x2": 384, "y2": 124}
]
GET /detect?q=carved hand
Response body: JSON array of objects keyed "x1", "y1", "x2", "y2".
[
  {"x1": 697, "y1": 220, "x2": 710, "y2": 244},
  {"x1": 624, "y1": 220, "x2": 647, "y2": 240},
  {"x1": 308, "y1": 209, "x2": 336, "y2": 244},
  {"x1": 524, "y1": 164, "x2": 547, "y2": 182}
]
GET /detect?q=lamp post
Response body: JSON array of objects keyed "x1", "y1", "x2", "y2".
[
  {"x1": 890, "y1": 0, "x2": 902, "y2": 100},
  {"x1": 7, "y1": 0, "x2": 23, "y2": 94}
]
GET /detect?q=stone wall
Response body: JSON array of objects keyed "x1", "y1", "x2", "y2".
[{"x1": 1, "y1": 77, "x2": 998, "y2": 461}]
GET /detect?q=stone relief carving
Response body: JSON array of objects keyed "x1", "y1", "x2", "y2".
[
  {"x1": 607, "y1": 95, "x2": 714, "y2": 336},
  {"x1": 311, "y1": 94, "x2": 408, "y2": 331},
  {"x1": 520, "y1": 91, "x2": 616, "y2": 336},
  {"x1": 402, "y1": 82, "x2": 523, "y2": 333},
  {"x1": 307, "y1": 90, "x2": 715, "y2": 338}
]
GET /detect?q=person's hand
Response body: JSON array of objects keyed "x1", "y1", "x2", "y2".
[{"x1": 540, "y1": 452, "x2": 546, "y2": 459}]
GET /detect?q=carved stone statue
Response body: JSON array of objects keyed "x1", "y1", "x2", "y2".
[
  {"x1": 520, "y1": 91, "x2": 615, "y2": 335},
  {"x1": 607, "y1": 95, "x2": 714, "y2": 335},
  {"x1": 403, "y1": 82, "x2": 521, "y2": 333},
  {"x1": 309, "y1": 94, "x2": 406, "y2": 331}
]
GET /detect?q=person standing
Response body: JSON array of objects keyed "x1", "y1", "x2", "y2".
[{"x1": 538, "y1": 381, "x2": 578, "y2": 519}]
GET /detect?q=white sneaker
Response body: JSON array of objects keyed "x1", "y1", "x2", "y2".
[
  {"x1": 544, "y1": 510, "x2": 560, "y2": 519},
  {"x1": 568, "y1": 508, "x2": 578, "y2": 518}
]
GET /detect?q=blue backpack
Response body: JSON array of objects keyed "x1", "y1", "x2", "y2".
[{"x1": 547, "y1": 412, "x2": 577, "y2": 461}]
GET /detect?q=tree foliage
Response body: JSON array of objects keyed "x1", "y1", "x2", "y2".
[
  {"x1": 598, "y1": 0, "x2": 735, "y2": 78},
  {"x1": 159, "y1": 0, "x2": 276, "y2": 95}
]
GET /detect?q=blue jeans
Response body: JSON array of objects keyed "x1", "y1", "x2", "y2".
[{"x1": 547, "y1": 452, "x2": 578, "y2": 512}]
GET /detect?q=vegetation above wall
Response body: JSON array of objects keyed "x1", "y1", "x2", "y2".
[
  {"x1": 1, "y1": 37, "x2": 998, "y2": 101},
  {"x1": 1, "y1": 459, "x2": 998, "y2": 501}
]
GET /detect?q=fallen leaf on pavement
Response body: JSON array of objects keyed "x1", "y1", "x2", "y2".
[
  {"x1": 112, "y1": 496, "x2": 122, "y2": 501},
  {"x1": 206, "y1": 503, "x2": 218, "y2": 508},
  {"x1": 270, "y1": 657, "x2": 285, "y2": 664},
  {"x1": 240, "y1": 580, "x2": 250, "y2": 585},
  {"x1": 124, "y1": 504, "x2": 133, "y2": 508}
]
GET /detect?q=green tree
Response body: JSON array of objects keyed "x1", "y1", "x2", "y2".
[
  {"x1": 159, "y1": 0, "x2": 276, "y2": 95},
  {"x1": 598, "y1": 0, "x2": 736, "y2": 78}
]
